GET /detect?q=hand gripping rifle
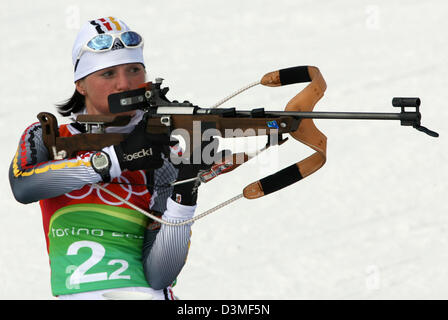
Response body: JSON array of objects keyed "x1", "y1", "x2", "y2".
[{"x1": 37, "y1": 66, "x2": 438, "y2": 203}]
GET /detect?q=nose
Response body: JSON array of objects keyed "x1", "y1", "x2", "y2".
[{"x1": 115, "y1": 69, "x2": 131, "y2": 92}]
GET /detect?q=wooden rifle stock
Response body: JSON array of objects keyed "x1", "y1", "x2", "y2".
[
  {"x1": 37, "y1": 112, "x2": 298, "y2": 161},
  {"x1": 37, "y1": 112, "x2": 126, "y2": 159}
]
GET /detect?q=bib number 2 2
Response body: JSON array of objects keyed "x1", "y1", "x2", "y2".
[{"x1": 66, "y1": 240, "x2": 130, "y2": 289}]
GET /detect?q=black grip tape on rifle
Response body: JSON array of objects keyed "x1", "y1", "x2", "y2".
[
  {"x1": 279, "y1": 66, "x2": 312, "y2": 86},
  {"x1": 259, "y1": 164, "x2": 303, "y2": 196}
]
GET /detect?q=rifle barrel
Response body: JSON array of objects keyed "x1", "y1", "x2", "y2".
[{"x1": 236, "y1": 110, "x2": 416, "y2": 121}]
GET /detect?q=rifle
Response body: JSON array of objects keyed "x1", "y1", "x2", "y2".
[{"x1": 37, "y1": 66, "x2": 438, "y2": 201}]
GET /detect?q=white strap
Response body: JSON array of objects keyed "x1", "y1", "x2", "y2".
[{"x1": 94, "y1": 184, "x2": 242, "y2": 226}]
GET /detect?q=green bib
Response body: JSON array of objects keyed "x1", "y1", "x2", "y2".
[{"x1": 48, "y1": 204, "x2": 150, "y2": 295}]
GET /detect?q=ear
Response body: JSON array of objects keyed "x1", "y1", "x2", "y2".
[{"x1": 75, "y1": 80, "x2": 87, "y2": 96}]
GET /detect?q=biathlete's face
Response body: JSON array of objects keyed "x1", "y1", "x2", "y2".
[{"x1": 75, "y1": 63, "x2": 146, "y2": 116}]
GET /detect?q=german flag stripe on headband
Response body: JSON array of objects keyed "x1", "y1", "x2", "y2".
[{"x1": 90, "y1": 17, "x2": 123, "y2": 34}]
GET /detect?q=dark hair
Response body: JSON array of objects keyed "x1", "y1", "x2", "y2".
[{"x1": 56, "y1": 90, "x2": 85, "y2": 117}]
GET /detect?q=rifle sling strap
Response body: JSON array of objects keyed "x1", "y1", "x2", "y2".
[{"x1": 243, "y1": 66, "x2": 328, "y2": 199}]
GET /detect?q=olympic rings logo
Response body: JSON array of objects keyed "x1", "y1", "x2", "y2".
[{"x1": 65, "y1": 170, "x2": 148, "y2": 205}]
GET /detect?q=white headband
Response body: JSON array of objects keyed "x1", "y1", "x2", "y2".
[{"x1": 72, "y1": 17, "x2": 145, "y2": 82}]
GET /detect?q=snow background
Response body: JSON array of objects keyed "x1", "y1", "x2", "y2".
[{"x1": 1, "y1": 0, "x2": 446, "y2": 299}]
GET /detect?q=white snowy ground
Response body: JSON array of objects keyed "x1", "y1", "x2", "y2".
[{"x1": 0, "y1": 0, "x2": 446, "y2": 300}]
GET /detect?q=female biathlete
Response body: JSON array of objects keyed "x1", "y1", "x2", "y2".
[{"x1": 9, "y1": 16, "x2": 210, "y2": 300}]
